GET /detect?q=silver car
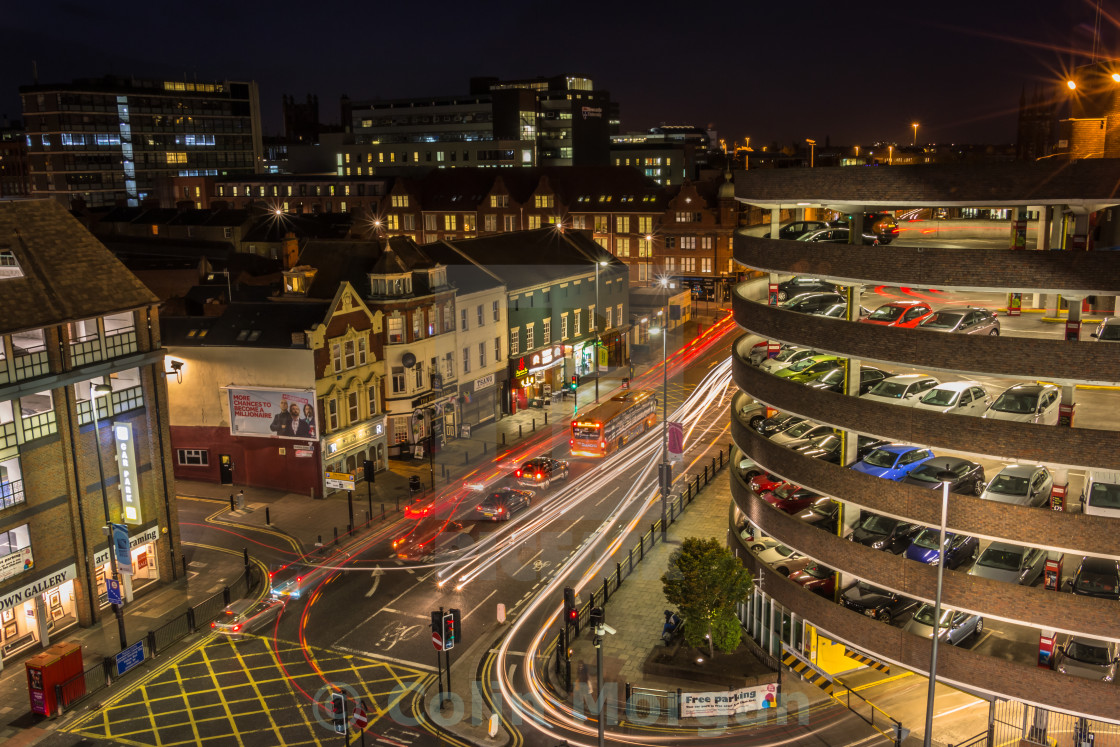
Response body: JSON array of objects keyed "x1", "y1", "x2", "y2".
[
  {"x1": 968, "y1": 542, "x2": 1047, "y2": 585},
  {"x1": 903, "y1": 604, "x2": 983, "y2": 646},
  {"x1": 770, "y1": 421, "x2": 835, "y2": 447},
  {"x1": 1055, "y1": 636, "x2": 1119, "y2": 682},
  {"x1": 211, "y1": 597, "x2": 285, "y2": 640},
  {"x1": 860, "y1": 374, "x2": 940, "y2": 408},
  {"x1": 759, "y1": 346, "x2": 818, "y2": 373},
  {"x1": 1090, "y1": 317, "x2": 1120, "y2": 342},
  {"x1": 979, "y1": 465, "x2": 1053, "y2": 507},
  {"x1": 918, "y1": 307, "x2": 1000, "y2": 336}
]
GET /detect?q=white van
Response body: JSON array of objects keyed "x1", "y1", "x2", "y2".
[{"x1": 1081, "y1": 470, "x2": 1120, "y2": 519}]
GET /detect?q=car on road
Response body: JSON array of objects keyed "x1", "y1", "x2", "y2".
[
  {"x1": 850, "y1": 444, "x2": 935, "y2": 481},
  {"x1": 840, "y1": 581, "x2": 916, "y2": 624},
  {"x1": 212, "y1": 597, "x2": 286, "y2": 640},
  {"x1": 794, "y1": 497, "x2": 840, "y2": 532},
  {"x1": 769, "y1": 420, "x2": 832, "y2": 446},
  {"x1": 789, "y1": 563, "x2": 837, "y2": 597},
  {"x1": 1067, "y1": 556, "x2": 1120, "y2": 600},
  {"x1": 1090, "y1": 316, "x2": 1120, "y2": 342},
  {"x1": 755, "y1": 412, "x2": 805, "y2": 437},
  {"x1": 780, "y1": 292, "x2": 847, "y2": 315},
  {"x1": 395, "y1": 517, "x2": 470, "y2": 559},
  {"x1": 846, "y1": 513, "x2": 920, "y2": 554},
  {"x1": 918, "y1": 307, "x2": 1001, "y2": 336},
  {"x1": 860, "y1": 300, "x2": 934, "y2": 328},
  {"x1": 776, "y1": 220, "x2": 831, "y2": 241},
  {"x1": 901, "y1": 457, "x2": 986, "y2": 495},
  {"x1": 772, "y1": 354, "x2": 843, "y2": 383},
  {"x1": 807, "y1": 365, "x2": 889, "y2": 395},
  {"x1": 983, "y1": 383, "x2": 1061, "y2": 425},
  {"x1": 905, "y1": 529, "x2": 979, "y2": 569},
  {"x1": 979, "y1": 464, "x2": 1053, "y2": 507},
  {"x1": 797, "y1": 227, "x2": 882, "y2": 245},
  {"x1": 1055, "y1": 636, "x2": 1119, "y2": 682},
  {"x1": 759, "y1": 346, "x2": 819, "y2": 373},
  {"x1": 476, "y1": 487, "x2": 535, "y2": 521},
  {"x1": 904, "y1": 605, "x2": 983, "y2": 646},
  {"x1": 776, "y1": 276, "x2": 837, "y2": 301},
  {"x1": 968, "y1": 542, "x2": 1047, "y2": 585},
  {"x1": 795, "y1": 433, "x2": 890, "y2": 465},
  {"x1": 514, "y1": 457, "x2": 569, "y2": 490},
  {"x1": 860, "y1": 374, "x2": 940, "y2": 407},
  {"x1": 913, "y1": 381, "x2": 992, "y2": 416},
  {"x1": 760, "y1": 483, "x2": 820, "y2": 514}
]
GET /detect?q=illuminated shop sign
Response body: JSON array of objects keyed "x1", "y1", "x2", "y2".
[{"x1": 113, "y1": 421, "x2": 142, "y2": 525}]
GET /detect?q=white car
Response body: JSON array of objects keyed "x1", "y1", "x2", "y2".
[
  {"x1": 1090, "y1": 317, "x2": 1120, "y2": 342},
  {"x1": 860, "y1": 374, "x2": 940, "y2": 407},
  {"x1": 913, "y1": 381, "x2": 992, "y2": 416},
  {"x1": 982, "y1": 383, "x2": 1061, "y2": 425},
  {"x1": 759, "y1": 346, "x2": 818, "y2": 373},
  {"x1": 1080, "y1": 470, "x2": 1120, "y2": 520}
]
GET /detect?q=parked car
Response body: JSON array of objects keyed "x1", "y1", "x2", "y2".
[
  {"x1": 913, "y1": 381, "x2": 992, "y2": 416},
  {"x1": 772, "y1": 354, "x2": 843, "y2": 383},
  {"x1": 755, "y1": 412, "x2": 805, "y2": 437},
  {"x1": 968, "y1": 542, "x2": 1047, "y2": 585},
  {"x1": 840, "y1": 581, "x2": 916, "y2": 624},
  {"x1": 770, "y1": 421, "x2": 834, "y2": 447},
  {"x1": 211, "y1": 597, "x2": 286, "y2": 640},
  {"x1": 861, "y1": 374, "x2": 940, "y2": 407},
  {"x1": 901, "y1": 457, "x2": 986, "y2": 495},
  {"x1": 905, "y1": 529, "x2": 979, "y2": 569},
  {"x1": 1055, "y1": 636, "x2": 1119, "y2": 682},
  {"x1": 760, "y1": 483, "x2": 820, "y2": 514},
  {"x1": 755, "y1": 544, "x2": 810, "y2": 576},
  {"x1": 780, "y1": 292, "x2": 846, "y2": 315},
  {"x1": 851, "y1": 444, "x2": 935, "y2": 481},
  {"x1": 788, "y1": 562, "x2": 837, "y2": 597},
  {"x1": 514, "y1": 456, "x2": 569, "y2": 490},
  {"x1": 797, "y1": 227, "x2": 882, "y2": 245},
  {"x1": 795, "y1": 433, "x2": 890, "y2": 465},
  {"x1": 748, "y1": 472, "x2": 786, "y2": 494},
  {"x1": 475, "y1": 488, "x2": 534, "y2": 521},
  {"x1": 983, "y1": 383, "x2": 1061, "y2": 425},
  {"x1": 794, "y1": 497, "x2": 840, "y2": 532},
  {"x1": 776, "y1": 276, "x2": 837, "y2": 301},
  {"x1": 1090, "y1": 316, "x2": 1120, "y2": 342},
  {"x1": 776, "y1": 220, "x2": 831, "y2": 241},
  {"x1": 759, "y1": 346, "x2": 819, "y2": 373},
  {"x1": 846, "y1": 513, "x2": 920, "y2": 553},
  {"x1": 918, "y1": 307, "x2": 1001, "y2": 336},
  {"x1": 904, "y1": 605, "x2": 983, "y2": 645},
  {"x1": 979, "y1": 464, "x2": 1053, "y2": 507},
  {"x1": 807, "y1": 366, "x2": 889, "y2": 395},
  {"x1": 1067, "y1": 556, "x2": 1120, "y2": 600},
  {"x1": 860, "y1": 301, "x2": 934, "y2": 328},
  {"x1": 832, "y1": 212, "x2": 900, "y2": 244},
  {"x1": 1080, "y1": 470, "x2": 1120, "y2": 519}
]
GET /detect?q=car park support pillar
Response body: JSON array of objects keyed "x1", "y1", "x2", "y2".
[
  {"x1": 1036, "y1": 206, "x2": 1050, "y2": 250},
  {"x1": 769, "y1": 208, "x2": 780, "y2": 239}
]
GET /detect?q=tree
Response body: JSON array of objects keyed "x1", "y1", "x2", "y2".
[{"x1": 661, "y1": 537, "x2": 753, "y2": 658}]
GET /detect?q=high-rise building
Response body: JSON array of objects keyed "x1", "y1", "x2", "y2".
[{"x1": 20, "y1": 76, "x2": 263, "y2": 209}]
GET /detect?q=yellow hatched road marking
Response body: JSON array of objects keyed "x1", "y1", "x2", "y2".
[
  {"x1": 224, "y1": 636, "x2": 287, "y2": 744},
  {"x1": 261, "y1": 637, "x2": 323, "y2": 747},
  {"x1": 198, "y1": 640, "x2": 246, "y2": 747}
]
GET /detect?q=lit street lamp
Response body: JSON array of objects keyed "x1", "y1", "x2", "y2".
[
  {"x1": 912, "y1": 122, "x2": 919, "y2": 146},
  {"x1": 651, "y1": 277, "x2": 670, "y2": 539},
  {"x1": 91, "y1": 383, "x2": 128, "y2": 648},
  {"x1": 805, "y1": 138, "x2": 816, "y2": 168},
  {"x1": 594, "y1": 260, "x2": 608, "y2": 404},
  {"x1": 923, "y1": 465, "x2": 957, "y2": 747}
]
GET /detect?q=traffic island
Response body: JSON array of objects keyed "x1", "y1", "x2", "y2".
[{"x1": 642, "y1": 641, "x2": 777, "y2": 689}]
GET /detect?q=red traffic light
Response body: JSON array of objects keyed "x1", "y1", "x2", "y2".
[{"x1": 568, "y1": 608, "x2": 578, "y2": 622}]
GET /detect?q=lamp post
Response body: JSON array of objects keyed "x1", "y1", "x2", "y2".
[
  {"x1": 594, "y1": 260, "x2": 608, "y2": 404},
  {"x1": 923, "y1": 465, "x2": 957, "y2": 747},
  {"x1": 91, "y1": 383, "x2": 128, "y2": 648},
  {"x1": 912, "y1": 122, "x2": 919, "y2": 146},
  {"x1": 805, "y1": 139, "x2": 816, "y2": 168},
  {"x1": 888, "y1": 145, "x2": 894, "y2": 165},
  {"x1": 652, "y1": 278, "x2": 670, "y2": 539}
]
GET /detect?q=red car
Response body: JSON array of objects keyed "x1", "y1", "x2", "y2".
[
  {"x1": 860, "y1": 300, "x2": 933, "y2": 328},
  {"x1": 760, "y1": 483, "x2": 819, "y2": 514},
  {"x1": 748, "y1": 473, "x2": 785, "y2": 494},
  {"x1": 789, "y1": 563, "x2": 837, "y2": 598}
]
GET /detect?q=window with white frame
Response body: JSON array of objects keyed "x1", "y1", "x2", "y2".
[
  {"x1": 615, "y1": 304, "x2": 622, "y2": 327},
  {"x1": 414, "y1": 362, "x2": 424, "y2": 388},
  {"x1": 543, "y1": 318, "x2": 551, "y2": 344},
  {"x1": 510, "y1": 328, "x2": 520, "y2": 356},
  {"x1": 368, "y1": 386, "x2": 378, "y2": 416},
  {"x1": 0, "y1": 455, "x2": 25, "y2": 509},
  {"x1": 444, "y1": 352, "x2": 454, "y2": 378},
  {"x1": 0, "y1": 524, "x2": 30, "y2": 555},
  {"x1": 479, "y1": 342, "x2": 486, "y2": 367},
  {"x1": 675, "y1": 212, "x2": 691, "y2": 223},
  {"x1": 605, "y1": 307, "x2": 612, "y2": 329},
  {"x1": 477, "y1": 304, "x2": 484, "y2": 326},
  {"x1": 526, "y1": 324, "x2": 534, "y2": 350},
  {"x1": 328, "y1": 399, "x2": 339, "y2": 430},
  {"x1": 462, "y1": 347, "x2": 471, "y2": 374},
  {"x1": 176, "y1": 449, "x2": 208, "y2": 467},
  {"x1": 388, "y1": 316, "x2": 403, "y2": 343},
  {"x1": 665, "y1": 257, "x2": 676, "y2": 272},
  {"x1": 358, "y1": 337, "x2": 367, "y2": 365},
  {"x1": 615, "y1": 237, "x2": 629, "y2": 256},
  {"x1": 494, "y1": 336, "x2": 501, "y2": 362},
  {"x1": 681, "y1": 236, "x2": 696, "y2": 250},
  {"x1": 503, "y1": 215, "x2": 518, "y2": 232},
  {"x1": 391, "y1": 367, "x2": 405, "y2": 393},
  {"x1": 331, "y1": 343, "x2": 342, "y2": 371},
  {"x1": 681, "y1": 257, "x2": 696, "y2": 272},
  {"x1": 638, "y1": 216, "x2": 653, "y2": 234},
  {"x1": 344, "y1": 340, "x2": 356, "y2": 369},
  {"x1": 348, "y1": 392, "x2": 360, "y2": 423},
  {"x1": 528, "y1": 215, "x2": 541, "y2": 230},
  {"x1": 574, "y1": 310, "x2": 581, "y2": 336},
  {"x1": 701, "y1": 236, "x2": 714, "y2": 250},
  {"x1": 492, "y1": 300, "x2": 500, "y2": 322},
  {"x1": 616, "y1": 216, "x2": 629, "y2": 233},
  {"x1": 460, "y1": 308, "x2": 468, "y2": 331},
  {"x1": 484, "y1": 214, "x2": 497, "y2": 232},
  {"x1": 561, "y1": 313, "x2": 569, "y2": 340},
  {"x1": 638, "y1": 264, "x2": 650, "y2": 282},
  {"x1": 701, "y1": 257, "x2": 713, "y2": 273},
  {"x1": 412, "y1": 312, "x2": 422, "y2": 340}
]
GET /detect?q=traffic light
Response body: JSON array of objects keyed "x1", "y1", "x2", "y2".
[
  {"x1": 443, "y1": 608, "x2": 461, "y2": 650},
  {"x1": 363, "y1": 459, "x2": 375, "y2": 483},
  {"x1": 570, "y1": 374, "x2": 578, "y2": 391},
  {"x1": 563, "y1": 586, "x2": 578, "y2": 629},
  {"x1": 658, "y1": 463, "x2": 673, "y2": 492},
  {"x1": 331, "y1": 691, "x2": 346, "y2": 734},
  {"x1": 431, "y1": 610, "x2": 444, "y2": 649},
  {"x1": 589, "y1": 606, "x2": 604, "y2": 631}
]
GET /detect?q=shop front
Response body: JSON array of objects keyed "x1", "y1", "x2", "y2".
[
  {"x1": 509, "y1": 345, "x2": 566, "y2": 412},
  {"x1": 459, "y1": 371, "x2": 503, "y2": 433},
  {"x1": 0, "y1": 563, "x2": 79, "y2": 669},
  {"x1": 322, "y1": 414, "x2": 388, "y2": 477},
  {"x1": 92, "y1": 524, "x2": 162, "y2": 606}
]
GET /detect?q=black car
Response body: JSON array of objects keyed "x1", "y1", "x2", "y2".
[
  {"x1": 847, "y1": 513, "x2": 920, "y2": 554},
  {"x1": 794, "y1": 497, "x2": 840, "y2": 532},
  {"x1": 901, "y1": 457, "x2": 986, "y2": 496},
  {"x1": 475, "y1": 488, "x2": 534, "y2": 521},
  {"x1": 806, "y1": 366, "x2": 889, "y2": 396},
  {"x1": 795, "y1": 433, "x2": 890, "y2": 465},
  {"x1": 832, "y1": 213, "x2": 900, "y2": 244},
  {"x1": 755, "y1": 413, "x2": 805, "y2": 437},
  {"x1": 776, "y1": 220, "x2": 831, "y2": 241},
  {"x1": 840, "y1": 581, "x2": 915, "y2": 624},
  {"x1": 514, "y1": 456, "x2": 570, "y2": 490},
  {"x1": 781, "y1": 292, "x2": 846, "y2": 314},
  {"x1": 776, "y1": 276, "x2": 837, "y2": 302},
  {"x1": 797, "y1": 227, "x2": 882, "y2": 246},
  {"x1": 1067, "y1": 556, "x2": 1120, "y2": 600}
]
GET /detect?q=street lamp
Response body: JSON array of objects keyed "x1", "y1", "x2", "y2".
[
  {"x1": 888, "y1": 145, "x2": 893, "y2": 165},
  {"x1": 90, "y1": 383, "x2": 128, "y2": 648},
  {"x1": 594, "y1": 260, "x2": 608, "y2": 404},
  {"x1": 912, "y1": 122, "x2": 919, "y2": 146},
  {"x1": 923, "y1": 465, "x2": 957, "y2": 747},
  {"x1": 651, "y1": 277, "x2": 670, "y2": 539},
  {"x1": 805, "y1": 138, "x2": 816, "y2": 168}
]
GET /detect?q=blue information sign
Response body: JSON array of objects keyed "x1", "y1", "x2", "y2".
[
  {"x1": 106, "y1": 578, "x2": 122, "y2": 605},
  {"x1": 115, "y1": 640, "x2": 145, "y2": 676}
]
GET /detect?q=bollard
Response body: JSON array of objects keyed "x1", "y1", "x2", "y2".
[
  {"x1": 617, "y1": 561, "x2": 622, "y2": 584},
  {"x1": 719, "y1": 450, "x2": 724, "y2": 468},
  {"x1": 532, "y1": 418, "x2": 536, "y2": 432},
  {"x1": 181, "y1": 555, "x2": 188, "y2": 576},
  {"x1": 625, "y1": 682, "x2": 632, "y2": 707},
  {"x1": 483, "y1": 443, "x2": 488, "y2": 455},
  {"x1": 229, "y1": 494, "x2": 235, "y2": 511},
  {"x1": 603, "y1": 577, "x2": 609, "y2": 603},
  {"x1": 243, "y1": 547, "x2": 250, "y2": 574},
  {"x1": 333, "y1": 527, "x2": 338, "y2": 545},
  {"x1": 502, "y1": 432, "x2": 506, "y2": 446},
  {"x1": 366, "y1": 509, "x2": 371, "y2": 525},
  {"x1": 711, "y1": 456, "x2": 717, "y2": 472},
  {"x1": 545, "y1": 412, "x2": 549, "y2": 425},
  {"x1": 381, "y1": 503, "x2": 386, "y2": 519},
  {"x1": 265, "y1": 507, "x2": 271, "y2": 526},
  {"x1": 465, "y1": 452, "x2": 469, "y2": 465},
  {"x1": 519, "y1": 424, "x2": 523, "y2": 438}
]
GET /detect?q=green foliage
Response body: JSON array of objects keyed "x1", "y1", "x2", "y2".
[{"x1": 661, "y1": 537, "x2": 753, "y2": 656}]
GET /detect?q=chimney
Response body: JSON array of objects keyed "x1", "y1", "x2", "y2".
[{"x1": 282, "y1": 232, "x2": 299, "y2": 270}]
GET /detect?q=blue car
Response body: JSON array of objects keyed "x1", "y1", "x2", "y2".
[
  {"x1": 851, "y1": 444, "x2": 935, "y2": 481},
  {"x1": 904, "y1": 528, "x2": 980, "y2": 570}
]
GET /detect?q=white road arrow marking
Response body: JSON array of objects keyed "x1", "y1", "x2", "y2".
[{"x1": 365, "y1": 566, "x2": 384, "y2": 598}]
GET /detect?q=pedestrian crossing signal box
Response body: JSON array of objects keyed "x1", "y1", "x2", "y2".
[{"x1": 443, "y1": 612, "x2": 456, "y2": 650}]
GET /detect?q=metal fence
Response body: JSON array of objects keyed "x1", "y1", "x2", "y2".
[
  {"x1": 56, "y1": 659, "x2": 110, "y2": 712},
  {"x1": 989, "y1": 698, "x2": 1120, "y2": 747}
]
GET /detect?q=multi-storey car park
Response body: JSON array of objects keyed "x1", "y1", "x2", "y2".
[{"x1": 726, "y1": 161, "x2": 1120, "y2": 734}]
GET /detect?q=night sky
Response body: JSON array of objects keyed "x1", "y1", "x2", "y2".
[{"x1": 1, "y1": 1, "x2": 1112, "y2": 148}]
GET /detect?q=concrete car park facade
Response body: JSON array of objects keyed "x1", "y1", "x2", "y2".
[{"x1": 729, "y1": 160, "x2": 1120, "y2": 723}]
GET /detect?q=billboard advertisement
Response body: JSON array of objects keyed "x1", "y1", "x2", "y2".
[{"x1": 227, "y1": 387, "x2": 317, "y2": 440}]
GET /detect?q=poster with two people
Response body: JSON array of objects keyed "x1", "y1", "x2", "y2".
[{"x1": 227, "y1": 387, "x2": 318, "y2": 440}]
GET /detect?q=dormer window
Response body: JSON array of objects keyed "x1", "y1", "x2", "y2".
[
  {"x1": 370, "y1": 272, "x2": 411, "y2": 297},
  {"x1": 0, "y1": 249, "x2": 22, "y2": 279},
  {"x1": 284, "y1": 266, "x2": 318, "y2": 296},
  {"x1": 428, "y1": 267, "x2": 447, "y2": 289}
]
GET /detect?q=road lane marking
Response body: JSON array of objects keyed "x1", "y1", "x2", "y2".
[
  {"x1": 512, "y1": 549, "x2": 543, "y2": 576},
  {"x1": 333, "y1": 646, "x2": 438, "y2": 672},
  {"x1": 462, "y1": 590, "x2": 496, "y2": 620}
]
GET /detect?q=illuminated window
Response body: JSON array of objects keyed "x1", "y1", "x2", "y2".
[
  {"x1": 616, "y1": 216, "x2": 629, "y2": 233},
  {"x1": 490, "y1": 194, "x2": 509, "y2": 208},
  {"x1": 528, "y1": 215, "x2": 541, "y2": 230},
  {"x1": 534, "y1": 195, "x2": 554, "y2": 209}
]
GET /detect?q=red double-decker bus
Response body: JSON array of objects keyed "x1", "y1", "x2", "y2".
[{"x1": 570, "y1": 390, "x2": 657, "y2": 457}]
